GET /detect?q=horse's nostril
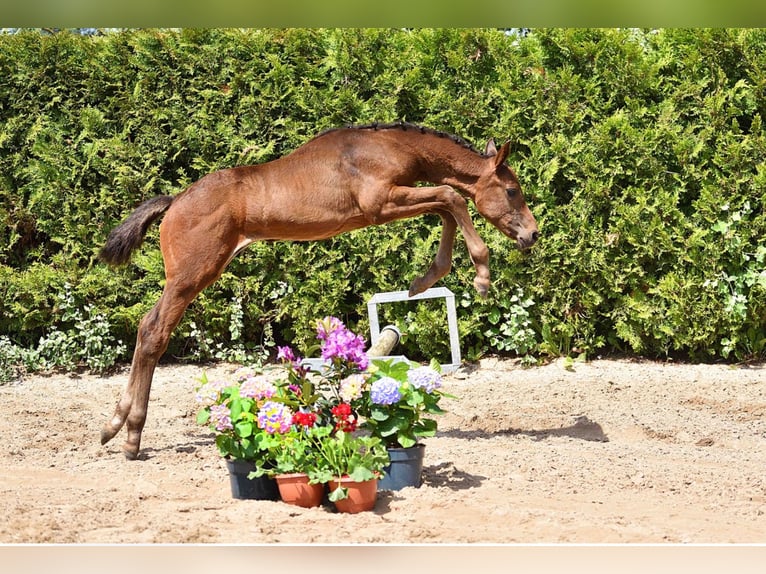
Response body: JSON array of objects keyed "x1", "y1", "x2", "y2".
[{"x1": 531, "y1": 231, "x2": 540, "y2": 242}]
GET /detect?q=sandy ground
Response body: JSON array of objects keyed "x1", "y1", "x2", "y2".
[{"x1": 1, "y1": 356, "x2": 765, "y2": 544}]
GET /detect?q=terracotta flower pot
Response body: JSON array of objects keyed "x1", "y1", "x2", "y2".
[
  {"x1": 275, "y1": 473, "x2": 325, "y2": 508},
  {"x1": 328, "y1": 476, "x2": 378, "y2": 513}
]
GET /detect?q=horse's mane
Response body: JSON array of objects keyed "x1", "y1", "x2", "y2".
[{"x1": 316, "y1": 121, "x2": 484, "y2": 156}]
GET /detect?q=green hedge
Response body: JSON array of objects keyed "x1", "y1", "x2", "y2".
[{"x1": 1, "y1": 28, "x2": 764, "y2": 374}]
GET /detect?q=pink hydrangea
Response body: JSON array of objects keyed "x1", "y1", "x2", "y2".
[
  {"x1": 194, "y1": 379, "x2": 229, "y2": 406},
  {"x1": 256, "y1": 401, "x2": 294, "y2": 434},
  {"x1": 239, "y1": 375, "x2": 276, "y2": 400},
  {"x1": 209, "y1": 403, "x2": 232, "y2": 431}
]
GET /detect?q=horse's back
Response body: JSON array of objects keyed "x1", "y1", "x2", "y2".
[
  {"x1": 290, "y1": 127, "x2": 422, "y2": 184},
  {"x1": 161, "y1": 126, "x2": 428, "y2": 242}
]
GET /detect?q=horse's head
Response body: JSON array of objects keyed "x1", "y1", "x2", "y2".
[{"x1": 474, "y1": 139, "x2": 539, "y2": 250}]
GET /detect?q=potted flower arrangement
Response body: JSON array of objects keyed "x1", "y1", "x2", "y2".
[
  {"x1": 194, "y1": 368, "x2": 284, "y2": 500},
  {"x1": 262, "y1": 317, "x2": 389, "y2": 511},
  {"x1": 196, "y1": 315, "x2": 453, "y2": 506},
  {"x1": 352, "y1": 358, "x2": 452, "y2": 490},
  {"x1": 272, "y1": 316, "x2": 453, "y2": 493},
  {"x1": 310, "y1": 430, "x2": 389, "y2": 513},
  {"x1": 262, "y1": 420, "x2": 330, "y2": 508},
  {"x1": 251, "y1": 398, "x2": 389, "y2": 511}
]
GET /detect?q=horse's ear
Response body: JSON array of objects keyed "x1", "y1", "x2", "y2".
[
  {"x1": 484, "y1": 138, "x2": 498, "y2": 157},
  {"x1": 494, "y1": 141, "x2": 511, "y2": 168}
]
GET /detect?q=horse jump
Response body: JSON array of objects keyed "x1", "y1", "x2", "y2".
[{"x1": 99, "y1": 122, "x2": 539, "y2": 459}]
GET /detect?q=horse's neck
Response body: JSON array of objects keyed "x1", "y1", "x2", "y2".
[{"x1": 415, "y1": 138, "x2": 485, "y2": 196}]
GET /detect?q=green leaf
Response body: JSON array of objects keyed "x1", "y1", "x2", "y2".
[
  {"x1": 396, "y1": 432, "x2": 417, "y2": 448},
  {"x1": 348, "y1": 467, "x2": 375, "y2": 482},
  {"x1": 235, "y1": 421, "x2": 253, "y2": 438},
  {"x1": 328, "y1": 485, "x2": 349, "y2": 502},
  {"x1": 229, "y1": 400, "x2": 243, "y2": 422},
  {"x1": 196, "y1": 410, "x2": 210, "y2": 425},
  {"x1": 370, "y1": 407, "x2": 390, "y2": 422}
]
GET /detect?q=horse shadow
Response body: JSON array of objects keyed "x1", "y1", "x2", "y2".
[
  {"x1": 440, "y1": 415, "x2": 609, "y2": 443},
  {"x1": 416, "y1": 416, "x2": 608, "y2": 492},
  {"x1": 132, "y1": 433, "x2": 215, "y2": 460},
  {"x1": 422, "y1": 461, "x2": 487, "y2": 491}
]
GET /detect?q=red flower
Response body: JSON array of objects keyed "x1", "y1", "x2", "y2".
[
  {"x1": 292, "y1": 411, "x2": 317, "y2": 428},
  {"x1": 334, "y1": 417, "x2": 357, "y2": 433},
  {"x1": 331, "y1": 403, "x2": 357, "y2": 432},
  {"x1": 331, "y1": 403, "x2": 352, "y2": 417}
]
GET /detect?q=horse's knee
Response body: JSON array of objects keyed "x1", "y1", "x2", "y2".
[{"x1": 136, "y1": 328, "x2": 166, "y2": 360}]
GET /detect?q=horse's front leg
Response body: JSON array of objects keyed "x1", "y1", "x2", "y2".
[
  {"x1": 409, "y1": 211, "x2": 457, "y2": 296},
  {"x1": 370, "y1": 185, "x2": 491, "y2": 297}
]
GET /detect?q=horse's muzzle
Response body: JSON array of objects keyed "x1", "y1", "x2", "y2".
[{"x1": 517, "y1": 230, "x2": 540, "y2": 250}]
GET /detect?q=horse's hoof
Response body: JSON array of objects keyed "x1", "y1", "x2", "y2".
[
  {"x1": 473, "y1": 277, "x2": 490, "y2": 298},
  {"x1": 100, "y1": 426, "x2": 117, "y2": 445},
  {"x1": 122, "y1": 444, "x2": 140, "y2": 461},
  {"x1": 408, "y1": 278, "x2": 426, "y2": 297}
]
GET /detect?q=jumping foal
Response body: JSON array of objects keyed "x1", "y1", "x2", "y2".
[{"x1": 99, "y1": 123, "x2": 539, "y2": 459}]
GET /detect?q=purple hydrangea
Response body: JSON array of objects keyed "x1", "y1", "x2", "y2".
[
  {"x1": 370, "y1": 376, "x2": 402, "y2": 405},
  {"x1": 256, "y1": 401, "x2": 294, "y2": 434},
  {"x1": 209, "y1": 403, "x2": 233, "y2": 431},
  {"x1": 407, "y1": 366, "x2": 443, "y2": 393}
]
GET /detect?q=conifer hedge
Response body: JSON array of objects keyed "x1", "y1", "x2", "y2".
[{"x1": 1, "y1": 28, "x2": 764, "y2": 372}]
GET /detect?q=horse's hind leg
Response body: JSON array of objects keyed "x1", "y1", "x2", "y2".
[
  {"x1": 101, "y1": 219, "x2": 242, "y2": 459},
  {"x1": 409, "y1": 211, "x2": 456, "y2": 296},
  {"x1": 100, "y1": 281, "x2": 197, "y2": 459}
]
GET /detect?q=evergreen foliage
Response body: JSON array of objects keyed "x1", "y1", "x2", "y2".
[{"x1": 1, "y1": 28, "x2": 764, "y2": 377}]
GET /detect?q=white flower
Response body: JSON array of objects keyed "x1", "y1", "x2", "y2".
[
  {"x1": 339, "y1": 373, "x2": 367, "y2": 402},
  {"x1": 194, "y1": 382, "x2": 221, "y2": 406},
  {"x1": 407, "y1": 366, "x2": 442, "y2": 393}
]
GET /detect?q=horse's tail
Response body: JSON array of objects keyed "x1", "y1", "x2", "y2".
[{"x1": 98, "y1": 195, "x2": 174, "y2": 265}]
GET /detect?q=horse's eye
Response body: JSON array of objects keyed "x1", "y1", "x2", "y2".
[{"x1": 506, "y1": 187, "x2": 517, "y2": 198}]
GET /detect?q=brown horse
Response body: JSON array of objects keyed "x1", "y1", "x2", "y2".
[{"x1": 99, "y1": 122, "x2": 538, "y2": 459}]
